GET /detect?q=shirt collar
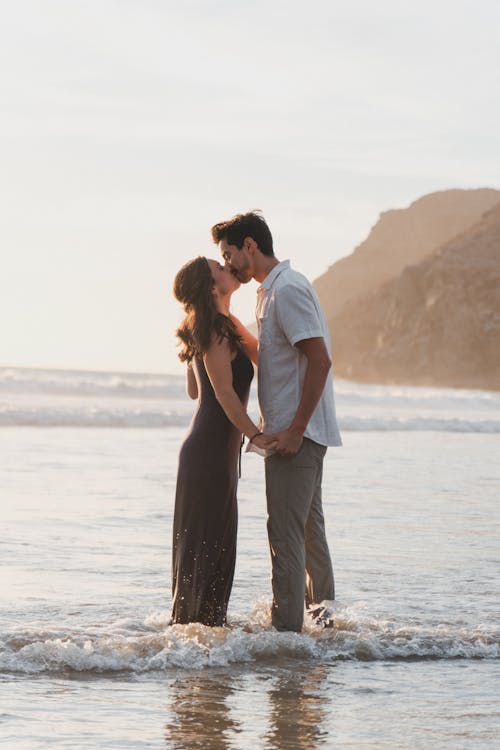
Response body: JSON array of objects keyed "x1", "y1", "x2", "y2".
[{"x1": 258, "y1": 260, "x2": 290, "y2": 292}]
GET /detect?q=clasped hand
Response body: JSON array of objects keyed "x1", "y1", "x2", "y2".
[
  {"x1": 251, "y1": 433, "x2": 278, "y2": 451},
  {"x1": 253, "y1": 427, "x2": 303, "y2": 456}
]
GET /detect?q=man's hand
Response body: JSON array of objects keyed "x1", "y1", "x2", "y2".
[
  {"x1": 252, "y1": 433, "x2": 278, "y2": 451},
  {"x1": 272, "y1": 426, "x2": 304, "y2": 456}
]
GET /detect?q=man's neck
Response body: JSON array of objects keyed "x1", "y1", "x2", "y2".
[{"x1": 253, "y1": 255, "x2": 280, "y2": 284}]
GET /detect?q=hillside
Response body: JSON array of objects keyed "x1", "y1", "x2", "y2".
[
  {"x1": 314, "y1": 188, "x2": 500, "y2": 322},
  {"x1": 330, "y1": 202, "x2": 500, "y2": 390}
]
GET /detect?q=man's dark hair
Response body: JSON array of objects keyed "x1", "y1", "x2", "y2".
[{"x1": 211, "y1": 211, "x2": 274, "y2": 256}]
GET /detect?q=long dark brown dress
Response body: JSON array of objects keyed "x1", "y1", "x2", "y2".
[{"x1": 171, "y1": 347, "x2": 254, "y2": 626}]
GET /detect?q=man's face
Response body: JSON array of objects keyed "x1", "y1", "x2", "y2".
[{"x1": 219, "y1": 239, "x2": 254, "y2": 284}]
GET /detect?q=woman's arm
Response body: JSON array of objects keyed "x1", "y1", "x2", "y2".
[
  {"x1": 204, "y1": 337, "x2": 275, "y2": 449},
  {"x1": 229, "y1": 314, "x2": 259, "y2": 366},
  {"x1": 186, "y1": 362, "x2": 198, "y2": 399}
]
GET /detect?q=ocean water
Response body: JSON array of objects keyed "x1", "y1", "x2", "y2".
[{"x1": 1, "y1": 366, "x2": 499, "y2": 749}]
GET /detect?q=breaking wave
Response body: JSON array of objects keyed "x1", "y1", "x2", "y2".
[
  {"x1": 0, "y1": 404, "x2": 190, "y2": 428},
  {"x1": 1, "y1": 404, "x2": 499, "y2": 432},
  {"x1": 1, "y1": 603, "x2": 498, "y2": 675},
  {"x1": 0, "y1": 367, "x2": 182, "y2": 399},
  {"x1": 2, "y1": 366, "x2": 499, "y2": 432}
]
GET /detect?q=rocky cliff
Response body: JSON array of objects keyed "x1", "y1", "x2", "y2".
[
  {"x1": 314, "y1": 188, "x2": 500, "y2": 322},
  {"x1": 329, "y1": 201, "x2": 500, "y2": 390}
]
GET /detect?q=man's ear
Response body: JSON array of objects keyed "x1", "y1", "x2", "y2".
[{"x1": 245, "y1": 237, "x2": 257, "y2": 255}]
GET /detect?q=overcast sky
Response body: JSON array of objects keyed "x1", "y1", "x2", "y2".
[{"x1": 1, "y1": 0, "x2": 499, "y2": 373}]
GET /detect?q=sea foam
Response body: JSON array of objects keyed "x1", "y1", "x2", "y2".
[
  {"x1": 1, "y1": 404, "x2": 499, "y2": 432},
  {"x1": 2, "y1": 366, "x2": 499, "y2": 432},
  {"x1": 1, "y1": 602, "x2": 498, "y2": 675}
]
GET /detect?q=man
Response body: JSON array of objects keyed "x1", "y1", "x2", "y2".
[{"x1": 211, "y1": 211, "x2": 342, "y2": 633}]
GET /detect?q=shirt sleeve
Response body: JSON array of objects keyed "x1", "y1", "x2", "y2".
[{"x1": 275, "y1": 282, "x2": 324, "y2": 346}]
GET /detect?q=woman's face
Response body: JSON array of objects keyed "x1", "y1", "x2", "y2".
[{"x1": 207, "y1": 259, "x2": 241, "y2": 297}]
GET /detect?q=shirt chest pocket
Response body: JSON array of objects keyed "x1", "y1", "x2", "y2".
[
  {"x1": 258, "y1": 316, "x2": 273, "y2": 350},
  {"x1": 257, "y1": 296, "x2": 274, "y2": 349}
]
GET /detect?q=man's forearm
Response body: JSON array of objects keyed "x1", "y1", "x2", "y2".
[{"x1": 289, "y1": 358, "x2": 330, "y2": 434}]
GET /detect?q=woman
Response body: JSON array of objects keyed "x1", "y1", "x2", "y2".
[{"x1": 171, "y1": 256, "x2": 273, "y2": 626}]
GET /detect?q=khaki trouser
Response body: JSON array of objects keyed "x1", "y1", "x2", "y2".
[{"x1": 265, "y1": 438, "x2": 335, "y2": 632}]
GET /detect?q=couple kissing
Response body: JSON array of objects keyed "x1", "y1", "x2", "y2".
[{"x1": 170, "y1": 211, "x2": 342, "y2": 633}]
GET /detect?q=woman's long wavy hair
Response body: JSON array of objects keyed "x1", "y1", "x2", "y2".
[{"x1": 173, "y1": 256, "x2": 241, "y2": 363}]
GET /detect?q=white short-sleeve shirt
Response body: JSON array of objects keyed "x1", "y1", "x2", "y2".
[{"x1": 256, "y1": 260, "x2": 342, "y2": 447}]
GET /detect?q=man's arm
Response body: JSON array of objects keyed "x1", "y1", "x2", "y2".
[
  {"x1": 273, "y1": 337, "x2": 331, "y2": 456},
  {"x1": 229, "y1": 314, "x2": 259, "y2": 366}
]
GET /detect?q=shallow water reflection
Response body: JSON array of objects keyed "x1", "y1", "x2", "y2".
[
  {"x1": 163, "y1": 663, "x2": 332, "y2": 749},
  {"x1": 164, "y1": 671, "x2": 240, "y2": 749},
  {"x1": 264, "y1": 664, "x2": 332, "y2": 749}
]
